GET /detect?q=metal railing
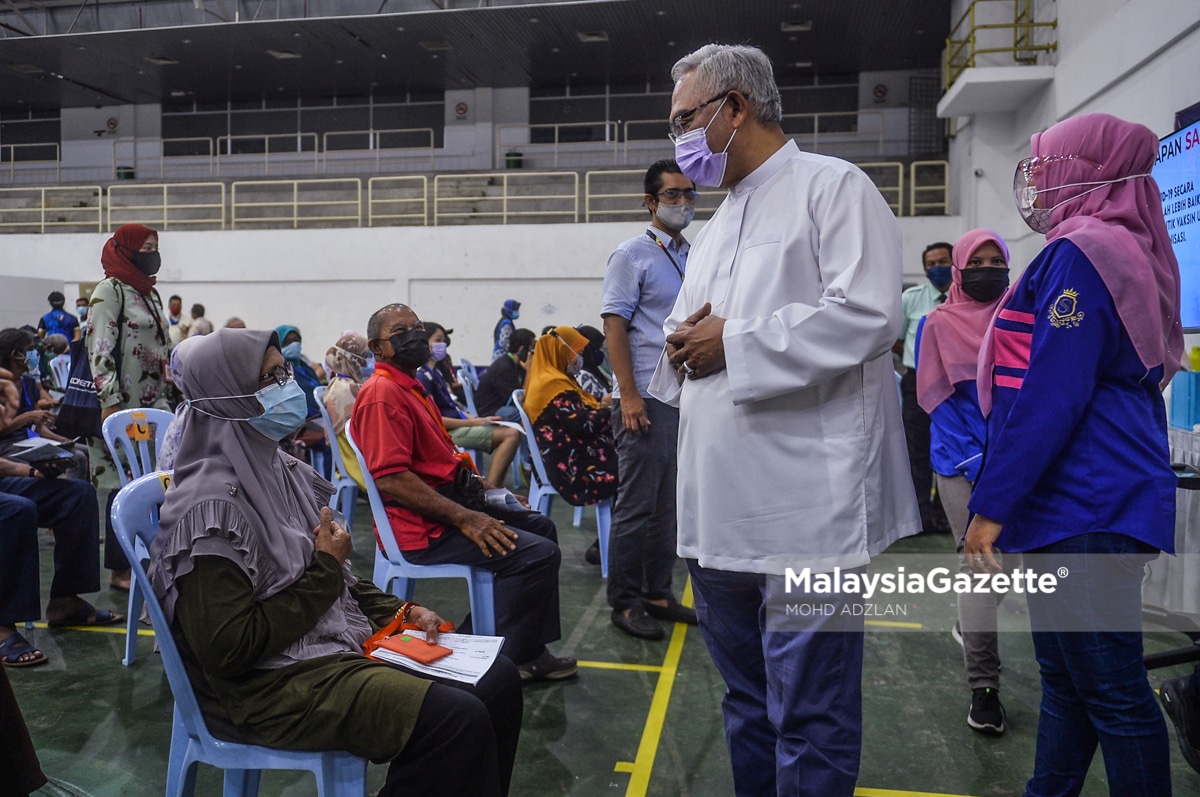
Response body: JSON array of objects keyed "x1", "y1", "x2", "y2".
[
  {"x1": 910, "y1": 161, "x2": 950, "y2": 216},
  {"x1": 944, "y1": 0, "x2": 1058, "y2": 90},
  {"x1": 106, "y1": 182, "x2": 226, "y2": 231},
  {"x1": 0, "y1": 185, "x2": 102, "y2": 233},
  {"x1": 112, "y1": 138, "x2": 215, "y2": 180},
  {"x1": 0, "y1": 143, "x2": 61, "y2": 183},
  {"x1": 230, "y1": 178, "x2": 361, "y2": 229},
  {"x1": 494, "y1": 122, "x2": 620, "y2": 170},
  {"x1": 433, "y1": 171, "x2": 578, "y2": 225},
  {"x1": 323, "y1": 129, "x2": 436, "y2": 172},
  {"x1": 217, "y1": 133, "x2": 321, "y2": 176},
  {"x1": 0, "y1": 160, "x2": 950, "y2": 233},
  {"x1": 367, "y1": 176, "x2": 429, "y2": 226}
]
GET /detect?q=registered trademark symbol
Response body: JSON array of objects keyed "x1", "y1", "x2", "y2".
[{"x1": 1057, "y1": 567, "x2": 1069, "y2": 578}]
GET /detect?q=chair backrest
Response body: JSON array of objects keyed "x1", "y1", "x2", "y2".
[
  {"x1": 458, "y1": 359, "x2": 480, "y2": 390},
  {"x1": 110, "y1": 471, "x2": 215, "y2": 745},
  {"x1": 50, "y1": 354, "x2": 71, "y2": 391},
  {"x1": 510, "y1": 389, "x2": 554, "y2": 488},
  {"x1": 102, "y1": 408, "x2": 176, "y2": 487},
  {"x1": 343, "y1": 420, "x2": 412, "y2": 567},
  {"x1": 312, "y1": 385, "x2": 355, "y2": 487}
]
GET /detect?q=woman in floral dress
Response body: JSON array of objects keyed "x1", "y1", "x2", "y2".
[{"x1": 85, "y1": 223, "x2": 172, "y2": 589}]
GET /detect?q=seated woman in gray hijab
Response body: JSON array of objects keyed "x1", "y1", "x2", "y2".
[{"x1": 148, "y1": 328, "x2": 522, "y2": 797}]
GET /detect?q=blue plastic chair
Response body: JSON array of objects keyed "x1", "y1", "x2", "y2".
[
  {"x1": 111, "y1": 472, "x2": 368, "y2": 797},
  {"x1": 103, "y1": 407, "x2": 175, "y2": 666},
  {"x1": 312, "y1": 385, "x2": 359, "y2": 535},
  {"x1": 458, "y1": 359, "x2": 480, "y2": 416},
  {"x1": 344, "y1": 420, "x2": 497, "y2": 635},
  {"x1": 511, "y1": 389, "x2": 611, "y2": 577}
]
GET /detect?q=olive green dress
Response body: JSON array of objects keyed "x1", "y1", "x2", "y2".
[{"x1": 172, "y1": 552, "x2": 431, "y2": 762}]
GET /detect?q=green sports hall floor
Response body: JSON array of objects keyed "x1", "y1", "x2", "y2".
[{"x1": 10, "y1": 497, "x2": 1200, "y2": 797}]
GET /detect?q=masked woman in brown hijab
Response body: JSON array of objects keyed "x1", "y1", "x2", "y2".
[{"x1": 149, "y1": 328, "x2": 522, "y2": 797}]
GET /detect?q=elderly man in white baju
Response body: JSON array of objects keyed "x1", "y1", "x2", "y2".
[{"x1": 648, "y1": 44, "x2": 921, "y2": 797}]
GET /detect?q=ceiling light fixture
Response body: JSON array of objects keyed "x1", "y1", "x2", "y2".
[
  {"x1": 419, "y1": 40, "x2": 452, "y2": 51},
  {"x1": 9, "y1": 64, "x2": 45, "y2": 75},
  {"x1": 144, "y1": 55, "x2": 179, "y2": 65},
  {"x1": 780, "y1": 20, "x2": 813, "y2": 32},
  {"x1": 576, "y1": 31, "x2": 609, "y2": 43},
  {"x1": 266, "y1": 49, "x2": 301, "y2": 59}
]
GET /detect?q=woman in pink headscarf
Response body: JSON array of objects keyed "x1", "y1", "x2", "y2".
[
  {"x1": 915, "y1": 228, "x2": 1011, "y2": 736},
  {"x1": 965, "y1": 114, "x2": 1181, "y2": 795}
]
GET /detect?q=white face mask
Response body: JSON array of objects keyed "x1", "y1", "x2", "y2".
[{"x1": 656, "y1": 202, "x2": 695, "y2": 231}]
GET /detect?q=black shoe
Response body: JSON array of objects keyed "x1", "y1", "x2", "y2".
[
  {"x1": 517, "y1": 648, "x2": 578, "y2": 683},
  {"x1": 1160, "y1": 677, "x2": 1200, "y2": 774},
  {"x1": 967, "y1": 687, "x2": 1006, "y2": 735},
  {"x1": 611, "y1": 607, "x2": 665, "y2": 640},
  {"x1": 584, "y1": 539, "x2": 601, "y2": 565},
  {"x1": 642, "y1": 597, "x2": 698, "y2": 625}
]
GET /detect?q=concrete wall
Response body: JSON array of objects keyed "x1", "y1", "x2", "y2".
[
  {"x1": 0, "y1": 214, "x2": 960, "y2": 364},
  {"x1": 0, "y1": 276, "x2": 67, "y2": 332}
]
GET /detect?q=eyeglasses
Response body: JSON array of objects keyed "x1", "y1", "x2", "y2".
[
  {"x1": 668, "y1": 91, "x2": 730, "y2": 141},
  {"x1": 258, "y1": 363, "x2": 294, "y2": 387},
  {"x1": 655, "y1": 188, "x2": 698, "y2": 202}
]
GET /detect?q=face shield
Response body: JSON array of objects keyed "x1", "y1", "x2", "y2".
[{"x1": 1013, "y1": 154, "x2": 1149, "y2": 235}]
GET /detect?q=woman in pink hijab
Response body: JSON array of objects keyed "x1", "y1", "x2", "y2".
[
  {"x1": 966, "y1": 113, "x2": 1180, "y2": 795},
  {"x1": 915, "y1": 228, "x2": 1011, "y2": 736}
]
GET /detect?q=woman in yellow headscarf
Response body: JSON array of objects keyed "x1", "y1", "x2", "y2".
[{"x1": 523, "y1": 326, "x2": 618, "y2": 507}]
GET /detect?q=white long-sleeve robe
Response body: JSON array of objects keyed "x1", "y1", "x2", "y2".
[{"x1": 649, "y1": 140, "x2": 920, "y2": 575}]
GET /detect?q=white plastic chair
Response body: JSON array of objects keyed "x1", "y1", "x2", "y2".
[
  {"x1": 312, "y1": 386, "x2": 359, "y2": 535},
  {"x1": 102, "y1": 407, "x2": 174, "y2": 666},
  {"x1": 111, "y1": 472, "x2": 368, "y2": 797},
  {"x1": 344, "y1": 420, "x2": 496, "y2": 635},
  {"x1": 511, "y1": 389, "x2": 611, "y2": 577},
  {"x1": 49, "y1": 353, "x2": 71, "y2": 391}
]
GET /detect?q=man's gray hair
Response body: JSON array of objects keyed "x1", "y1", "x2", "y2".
[
  {"x1": 671, "y1": 44, "x2": 783, "y2": 126},
  {"x1": 366, "y1": 303, "x2": 413, "y2": 340}
]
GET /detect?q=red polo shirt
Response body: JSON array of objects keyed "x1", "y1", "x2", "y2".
[{"x1": 351, "y1": 360, "x2": 460, "y2": 551}]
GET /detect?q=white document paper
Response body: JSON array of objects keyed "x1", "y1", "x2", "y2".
[{"x1": 369, "y1": 631, "x2": 504, "y2": 686}]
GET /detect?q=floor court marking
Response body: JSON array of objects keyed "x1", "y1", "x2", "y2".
[
  {"x1": 856, "y1": 790, "x2": 983, "y2": 797},
  {"x1": 578, "y1": 661, "x2": 663, "y2": 673},
  {"x1": 28, "y1": 622, "x2": 153, "y2": 637},
  {"x1": 616, "y1": 577, "x2": 693, "y2": 796}
]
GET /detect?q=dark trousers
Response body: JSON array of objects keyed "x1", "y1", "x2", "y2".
[
  {"x1": 1024, "y1": 533, "x2": 1169, "y2": 797},
  {"x1": 0, "y1": 476, "x2": 101, "y2": 624},
  {"x1": 900, "y1": 369, "x2": 946, "y2": 531},
  {"x1": 687, "y1": 560, "x2": 864, "y2": 797},
  {"x1": 0, "y1": 664, "x2": 46, "y2": 794},
  {"x1": 383, "y1": 656, "x2": 523, "y2": 797},
  {"x1": 404, "y1": 512, "x2": 562, "y2": 665},
  {"x1": 103, "y1": 487, "x2": 129, "y2": 572},
  {"x1": 607, "y1": 397, "x2": 680, "y2": 611}
]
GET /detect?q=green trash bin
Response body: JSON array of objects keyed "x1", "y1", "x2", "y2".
[
  {"x1": 115, "y1": 166, "x2": 135, "y2": 180},
  {"x1": 504, "y1": 151, "x2": 523, "y2": 169}
]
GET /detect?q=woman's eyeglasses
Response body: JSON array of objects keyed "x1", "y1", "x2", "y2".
[{"x1": 258, "y1": 363, "x2": 294, "y2": 387}]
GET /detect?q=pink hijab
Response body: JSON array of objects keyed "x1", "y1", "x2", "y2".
[
  {"x1": 979, "y1": 113, "x2": 1182, "y2": 415},
  {"x1": 916, "y1": 229, "x2": 1010, "y2": 413}
]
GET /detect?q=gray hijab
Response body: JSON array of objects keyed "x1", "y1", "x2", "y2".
[{"x1": 150, "y1": 328, "x2": 371, "y2": 668}]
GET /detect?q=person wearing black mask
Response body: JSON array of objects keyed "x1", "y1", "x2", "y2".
[
  {"x1": 86, "y1": 223, "x2": 171, "y2": 591},
  {"x1": 351, "y1": 303, "x2": 578, "y2": 684},
  {"x1": 914, "y1": 229, "x2": 1012, "y2": 735},
  {"x1": 893, "y1": 241, "x2": 954, "y2": 534}
]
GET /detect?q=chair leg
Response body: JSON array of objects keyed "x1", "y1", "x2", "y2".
[
  {"x1": 315, "y1": 754, "x2": 368, "y2": 797},
  {"x1": 572, "y1": 505, "x2": 584, "y2": 527},
  {"x1": 468, "y1": 571, "x2": 496, "y2": 636},
  {"x1": 167, "y1": 708, "x2": 197, "y2": 797},
  {"x1": 122, "y1": 579, "x2": 143, "y2": 666},
  {"x1": 596, "y1": 501, "x2": 612, "y2": 579}
]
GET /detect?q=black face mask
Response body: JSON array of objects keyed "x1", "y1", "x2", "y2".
[
  {"x1": 960, "y1": 268, "x2": 1010, "y2": 303},
  {"x1": 130, "y1": 250, "x2": 162, "y2": 276},
  {"x1": 388, "y1": 328, "x2": 430, "y2": 370}
]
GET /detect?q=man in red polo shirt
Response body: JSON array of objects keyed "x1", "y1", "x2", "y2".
[{"x1": 352, "y1": 303, "x2": 576, "y2": 683}]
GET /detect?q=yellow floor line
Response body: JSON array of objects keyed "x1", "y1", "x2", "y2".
[
  {"x1": 856, "y1": 789, "x2": 984, "y2": 797},
  {"x1": 864, "y1": 620, "x2": 923, "y2": 629},
  {"x1": 620, "y1": 578, "x2": 692, "y2": 796},
  {"x1": 28, "y1": 622, "x2": 153, "y2": 637},
  {"x1": 578, "y1": 660, "x2": 664, "y2": 673}
]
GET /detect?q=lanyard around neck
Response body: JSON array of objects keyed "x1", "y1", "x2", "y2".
[{"x1": 646, "y1": 230, "x2": 685, "y2": 281}]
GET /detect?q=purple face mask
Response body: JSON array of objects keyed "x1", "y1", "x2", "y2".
[{"x1": 673, "y1": 96, "x2": 737, "y2": 188}]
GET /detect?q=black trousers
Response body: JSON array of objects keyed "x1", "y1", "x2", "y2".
[
  {"x1": 382, "y1": 656, "x2": 523, "y2": 797},
  {"x1": 607, "y1": 397, "x2": 679, "y2": 612},
  {"x1": 404, "y1": 512, "x2": 562, "y2": 665},
  {"x1": 900, "y1": 369, "x2": 947, "y2": 531},
  {"x1": 0, "y1": 476, "x2": 100, "y2": 624}
]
